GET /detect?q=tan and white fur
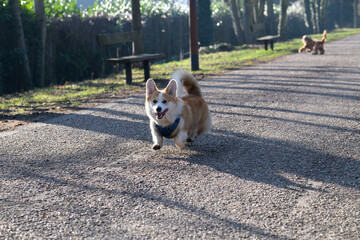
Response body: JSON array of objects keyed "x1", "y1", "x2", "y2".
[
  {"x1": 145, "y1": 70, "x2": 212, "y2": 150},
  {"x1": 298, "y1": 30, "x2": 327, "y2": 54}
]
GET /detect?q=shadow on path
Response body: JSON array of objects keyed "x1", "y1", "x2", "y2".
[{"x1": 167, "y1": 129, "x2": 360, "y2": 191}]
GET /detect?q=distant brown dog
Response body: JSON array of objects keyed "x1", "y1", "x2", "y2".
[{"x1": 298, "y1": 30, "x2": 327, "y2": 54}]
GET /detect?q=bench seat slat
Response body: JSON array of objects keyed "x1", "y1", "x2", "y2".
[{"x1": 106, "y1": 53, "x2": 165, "y2": 64}]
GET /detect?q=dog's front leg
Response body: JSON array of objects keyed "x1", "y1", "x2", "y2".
[
  {"x1": 150, "y1": 124, "x2": 163, "y2": 150},
  {"x1": 174, "y1": 131, "x2": 188, "y2": 150},
  {"x1": 152, "y1": 132, "x2": 163, "y2": 150}
]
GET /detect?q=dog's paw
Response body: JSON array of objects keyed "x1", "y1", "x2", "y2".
[
  {"x1": 153, "y1": 144, "x2": 162, "y2": 150},
  {"x1": 175, "y1": 141, "x2": 185, "y2": 150}
]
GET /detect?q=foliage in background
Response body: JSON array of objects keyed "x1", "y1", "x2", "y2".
[
  {"x1": 198, "y1": 0, "x2": 214, "y2": 46},
  {"x1": 211, "y1": 0, "x2": 230, "y2": 17},
  {"x1": 44, "y1": 0, "x2": 81, "y2": 18}
]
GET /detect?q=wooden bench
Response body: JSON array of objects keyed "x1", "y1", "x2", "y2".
[
  {"x1": 250, "y1": 23, "x2": 280, "y2": 51},
  {"x1": 96, "y1": 31, "x2": 165, "y2": 84}
]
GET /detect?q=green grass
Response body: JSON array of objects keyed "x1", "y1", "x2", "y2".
[
  {"x1": 0, "y1": 78, "x2": 141, "y2": 115},
  {"x1": 1, "y1": 28, "x2": 360, "y2": 117}
]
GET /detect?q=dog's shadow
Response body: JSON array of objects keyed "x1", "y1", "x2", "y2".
[{"x1": 166, "y1": 128, "x2": 360, "y2": 192}]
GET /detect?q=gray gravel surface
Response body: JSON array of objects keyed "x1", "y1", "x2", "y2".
[{"x1": 1, "y1": 34, "x2": 360, "y2": 239}]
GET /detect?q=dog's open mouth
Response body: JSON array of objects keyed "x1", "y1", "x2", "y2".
[{"x1": 156, "y1": 109, "x2": 168, "y2": 120}]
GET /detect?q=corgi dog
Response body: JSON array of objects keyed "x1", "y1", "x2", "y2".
[{"x1": 145, "y1": 70, "x2": 212, "y2": 150}]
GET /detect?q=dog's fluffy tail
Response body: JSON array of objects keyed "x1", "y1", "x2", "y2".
[
  {"x1": 321, "y1": 30, "x2": 327, "y2": 43},
  {"x1": 171, "y1": 69, "x2": 202, "y2": 98}
]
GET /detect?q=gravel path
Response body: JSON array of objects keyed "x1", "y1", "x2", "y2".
[{"x1": 1, "y1": 34, "x2": 360, "y2": 239}]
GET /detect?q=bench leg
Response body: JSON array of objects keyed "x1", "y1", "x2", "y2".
[
  {"x1": 125, "y1": 62, "x2": 132, "y2": 84},
  {"x1": 270, "y1": 40, "x2": 274, "y2": 50},
  {"x1": 264, "y1": 40, "x2": 268, "y2": 51},
  {"x1": 143, "y1": 60, "x2": 150, "y2": 82}
]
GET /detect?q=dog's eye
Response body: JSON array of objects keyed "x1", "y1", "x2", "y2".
[
  {"x1": 162, "y1": 100, "x2": 167, "y2": 104},
  {"x1": 153, "y1": 100, "x2": 157, "y2": 104}
]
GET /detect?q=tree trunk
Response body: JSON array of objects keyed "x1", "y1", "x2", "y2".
[
  {"x1": 354, "y1": 0, "x2": 358, "y2": 28},
  {"x1": 225, "y1": 0, "x2": 246, "y2": 44},
  {"x1": 311, "y1": 0, "x2": 319, "y2": 32},
  {"x1": 304, "y1": 0, "x2": 314, "y2": 33},
  {"x1": 244, "y1": 0, "x2": 254, "y2": 43},
  {"x1": 319, "y1": 0, "x2": 328, "y2": 31},
  {"x1": 266, "y1": 0, "x2": 275, "y2": 35},
  {"x1": 131, "y1": 0, "x2": 144, "y2": 55},
  {"x1": 277, "y1": 0, "x2": 290, "y2": 41},
  {"x1": 35, "y1": 0, "x2": 46, "y2": 88},
  {"x1": 9, "y1": 0, "x2": 32, "y2": 90},
  {"x1": 254, "y1": 0, "x2": 266, "y2": 24},
  {"x1": 339, "y1": 0, "x2": 344, "y2": 27}
]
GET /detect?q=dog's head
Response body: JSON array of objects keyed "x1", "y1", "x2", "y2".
[
  {"x1": 302, "y1": 35, "x2": 313, "y2": 44},
  {"x1": 145, "y1": 79, "x2": 179, "y2": 125}
]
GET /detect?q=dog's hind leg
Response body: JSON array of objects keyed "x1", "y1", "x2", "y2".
[
  {"x1": 312, "y1": 46, "x2": 318, "y2": 55},
  {"x1": 174, "y1": 131, "x2": 188, "y2": 150},
  {"x1": 319, "y1": 47, "x2": 325, "y2": 54},
  {"x1": 186, "y1": 132, "x2": 198, "y2": 143}
]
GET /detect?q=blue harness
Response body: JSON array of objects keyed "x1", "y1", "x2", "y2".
[{"x1": 155, "y1": 115, "x2": 181, "y2": 139}]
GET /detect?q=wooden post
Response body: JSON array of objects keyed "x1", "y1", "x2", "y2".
[
  {"x1": 125, "y1": 62, "x2": 132, "y2": 84},
  {"x1": 143, "y1": 60, "x2": 150, "y2": 81},
  {"x1": 131, "y1": 0, "x2": 144, "y2": 55},
  {"x1": 189, "y1": 0, "x2": 199, "y2": 71}
]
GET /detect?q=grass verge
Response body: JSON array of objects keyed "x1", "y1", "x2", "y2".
[{"x1": 1, "y1": 28, "x2": 360, "y2": 117}]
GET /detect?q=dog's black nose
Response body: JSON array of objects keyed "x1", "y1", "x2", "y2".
[{"x1": 156, "y1": 107, "x2": 162, "y2": 112}]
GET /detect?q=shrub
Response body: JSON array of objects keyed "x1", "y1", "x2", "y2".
[{"x1": 56, "y1": 49, "x2": 89, "y2": 84}]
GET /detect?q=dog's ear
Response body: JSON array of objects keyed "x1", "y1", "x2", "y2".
[
  {"x1": 165, "y1": 79, "x2": 177, "y2": 97},
  {"x1": 146, "y1": 78, "x2": 158, "y2": 96}
]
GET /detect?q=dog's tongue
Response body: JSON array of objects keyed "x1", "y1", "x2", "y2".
[{"x1": 156, "y1": 109, "x2": 168, "y2": 119}]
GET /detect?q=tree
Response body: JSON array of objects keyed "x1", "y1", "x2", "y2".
[
  {"x1": 35, "y1": 0, "x2": 46, "y2": 88},
  {"x1": 318, "y1": 0, "x2": 328, "y2": 31},
  {"x1": 303, "y1": 0, "x2": 314, "y2": 33},
  {"x1": 198, "y1": 0, "x2": 214, "y2": 46},
  {"x1": 277, "y1": 0, "x2": 290, "y2": 41},
  {"x1": 131, "y1": 0, "x2": 143, "y2": 54},
  {"x1": 309, "y1": 0, "x2": 327, "y2": 33},
  {"x1": 354, "y1": 0, "x2": 358, "y2": 28},
  {"x1": 225, "y1": 0, "x2": 246, "y2": 44},
  {"x1": 243, "y1": 0, "x2": 254, "y2": 43},
  {"x1": 254, "y1": 0, "x2": 266, "y2": 24},
  {"x1": 266, "y1": 0, "x2": 275, "y2": 35},
  {"x1": 8, "y1": 0, "x2": 32, "y2": 90}
]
